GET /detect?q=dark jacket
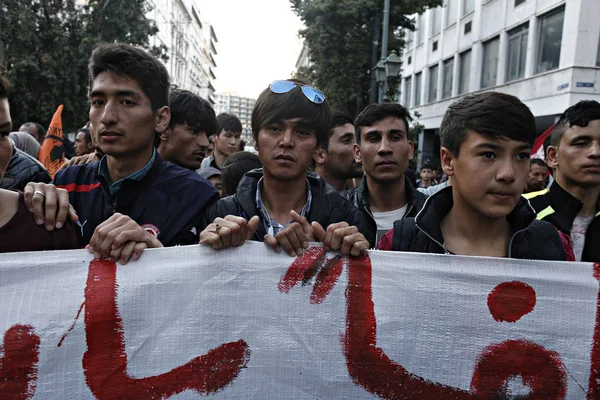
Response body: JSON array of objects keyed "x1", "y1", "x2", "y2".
[
  {"x1": 384, "y1": 186, "x2": 567, "y2": 261},
  {"x1": 342, "y1": 175, "x2": 428, "y2": 247},
  {"x1": 203, "y1": 169, "x2": 366, "y2": 241},
  {"x1": 53, "y1": 153, "x2": 219, "y2": 247},
  {"x1": 0, "y1": 143, "x2": 51, "y2": 190},
  {"x1": 524, "y1": 181, "x2": 600, "y2": 262}
]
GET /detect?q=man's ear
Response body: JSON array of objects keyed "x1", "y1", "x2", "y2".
[
  {"x1": 154, "y1": 106, "x2": 170, "y2": 134},
  {"x1": 353, "y1": 143, "x2": 361, "y2": 163},
  {"x1": 440, "y1": 147, "x2": 456, "y2": 177},
  {"x1": 408, "y1": 140, "x2": 415, "y2": 161},
  {"x1": 546, "y1": 145, "x2": 559, "y2": 169},
  {"x1": 159, "y1": 127, "x2": 171, "y2": 142},
  {"x1": 313, "y1": 148, "x2": 327, "y2": 165}
]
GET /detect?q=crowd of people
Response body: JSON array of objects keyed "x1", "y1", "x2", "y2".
[{"x1": 0, "y1": 42, "x2": 598, "y2": 264}]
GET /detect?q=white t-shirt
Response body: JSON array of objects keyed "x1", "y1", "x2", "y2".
[
  {"x1": 572, "y1": 215, "x2": 594, "y2": 261},
  {"x1": 372, "y1": 205, "x2": 408, "y2": 243}
]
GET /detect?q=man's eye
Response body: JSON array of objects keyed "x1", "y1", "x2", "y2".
[
  {"x1": 123, "y1": 100, "x2": 135, "y2": 106},
  {"x1": 297, "y1": 130, "x2": 311, "y2": 136},
  {"x1": 91, "y1": 99, "x2": 104, "y2": 106},
  {"x1": 267, "y1": 126, "x2": 281, "y2": 132},
  {"x1": 0, "y1": 132, "x2": 8, "y2": 138},
  {"x1": 482, "y1": 152, "x2": 496, "y2": 159},
  {"x1": 517, "y1": 152, "x2": 531, "y2": 160},
  {"x1": 573, "y1": 141, "x2": 588, "y2": 147}
]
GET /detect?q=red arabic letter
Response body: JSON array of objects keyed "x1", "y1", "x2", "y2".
[
  {"x1": 0, "y1": 325, "x2": 40, "y2": 400},
  {"x1": 83, "y1": 259, "x2": 250, "y2": 399}
]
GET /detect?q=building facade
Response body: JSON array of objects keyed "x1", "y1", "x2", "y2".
[
  {"x1": 214, "y1": 93, "x2": 257, "y2": 144},
  {"x1": 146, "y1": 0, "x2": 218, "y2": 104},
  {"x1": 401, "y1": 0, "x2": 600, "y2": 167}
]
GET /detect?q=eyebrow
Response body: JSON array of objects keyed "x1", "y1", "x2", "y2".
[
  {"x1": 365, "y1": 128, "x2": 406, "y2": 135},
  {"x1": 89, "y1": 90, "x2": 142, "y2": 99},
  {"x1": 570, "y1": 135, "x2": 593, "y2": 142},
  {"x1": 474, "y1": 143, "x2": 532, "y2": 151},
  {"x1": 340, "y1": 132, "x2": 354, "y2": 139}
]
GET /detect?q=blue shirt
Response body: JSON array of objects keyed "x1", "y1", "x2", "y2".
[
  {"x1": 98, "y1": 148, "x2": 156, "y2": 195},
  {"x1": 255, "y1": 177, "x2": 312, "y2": 236}
]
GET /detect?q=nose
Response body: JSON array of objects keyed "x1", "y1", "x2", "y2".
[
  {"x1": 377, "y1": 136, "x2": 392, "y2": 154},
  {"x1": 590, "y1": 141, "x2": 600, "y2": 158},
  {"x1": 280, "y1": 127, "x2": 294, "y2": 148},
  {"x1": 100, "y1": 100, "x2": 118, "y2": 126},
  {"x1": 496, "y1": 159, "x2": 516, "y2": 183}
]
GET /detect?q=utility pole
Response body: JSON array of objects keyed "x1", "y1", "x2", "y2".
[
  {"x1": 377, "y1": 0, "x2": 391, "y2": 103},
  {"x1": 369, "y1": 9, "x2": 381, "y2": 104}
]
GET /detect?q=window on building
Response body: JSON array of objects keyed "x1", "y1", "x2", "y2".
[
  {"x1": 446, "y1": 0, "x2": 457, "y2": 27},
  {"x1": 597, "y1": 33, "x2": 600, "y2": 67},
  {"x1": 464, "y1": 21, "x2": 472, "y2": 34},
  {"x1": 417, "y1": 14, "x2": 425, "y2": 44},
  {"x1": 443, "y1": 58, "x2": 454, "y2": 99},
  {"x1": 433, "y1": 41, "x2": 438, "y2": 52},
  {"x1": 414, "y1": 72, "x2": 422, "y2": 106},
  {"x1": 408, "y1": 56, "x2": 412, "y2": 65},
  {"x1": 428, "y1": 65, "x2": 439, "y2": 103},
  {"x1": 404, "y1": 77, "x2": 412, "y2": 107},
  {"x1": 459, "y1": 50, "x2": 471, "y2": 94},
  {"x1": 536, "y1": 8, "x2": 564, "y2": 74},
  {"x1": 507, "y1": 24, "x2": 529, "y2": 82},
  {"x1": 463, "y1": 0, "x2": 474, "y2": 16},
  {"x1": 481, "y1": 37, "x2": 500, "y2": 88},
  {"x1": 432, "y1": 7, "x2": 442, "y2": 36},
  {"x1": 515, "y1": 0, "x2": 526, "y2": 6}
]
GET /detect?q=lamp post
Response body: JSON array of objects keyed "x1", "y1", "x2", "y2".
[{"x1": 374, "y1": 0, "x2": 403, "y2": 103}]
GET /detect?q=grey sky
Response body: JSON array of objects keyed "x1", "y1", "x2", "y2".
[{"x1": 198, "y1": 0, "x2": 304, "y2": 99}]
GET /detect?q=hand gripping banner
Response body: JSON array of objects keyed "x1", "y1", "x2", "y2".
[{"x1": 0, "y1": 242, "x2": 598, "y2": 399}]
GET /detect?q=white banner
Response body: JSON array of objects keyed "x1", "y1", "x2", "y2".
[{"x1": 0, "y1": 242, "x2": 598, "y2": 399}]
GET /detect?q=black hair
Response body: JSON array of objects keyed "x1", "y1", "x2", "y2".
[
  {"x1": 169, "y1": 90, "x2": 217, "y2": 136},
  {"x1": 89, "y1": 43, "x2": 169, "y2": 112},
  {"x1": 320, "y1": 112, "x2": 354, "y2": 152},
  {"x1": 354, "y1": 103, "x2": 412, "y2": 144},
  {"x1": 530, "y1": 158, "x2": 548, "y2": 168},
  {"x1": 0, "y1": 70, "x2": 9, "y2": 99},
  {"x1": 78, "y1": 127, "x2": 92, "y2": 144},
  {"x1": 441, "y1": 92, "x2": 536, "y2": 156},
  {"x1": 221, "y1": 151, "x2": 262, "y2": 197},
  {"x1": 217, "y1": 113, "x2": 242, "y2": 135},
  {"x1": 551, "y1": 100, "x2": 600, "y2": 147},
  {"x1": 421, "y1": 163, "x2": 434, "y2": 171},
  {"x1": 252, "y1": 79, "x2": 332, "y2": 147}
]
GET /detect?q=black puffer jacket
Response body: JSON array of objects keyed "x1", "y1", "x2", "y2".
[
  {"x1": 0, "y1": 143, "x2": 51, "y2": 190},
  {"x1": 203, "y1": 169, "x2": 366, "y2": 241},
  {"x1": 389, "y1": 186, "x2": 567, "y2": 260},
  {"x1": 342, "y1": 175, "x2": 428, "y2": 247}
]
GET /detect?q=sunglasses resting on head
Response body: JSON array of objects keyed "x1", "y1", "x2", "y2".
[{"x1": 269, "y1": 80, "x2": 326, "y2": 104}]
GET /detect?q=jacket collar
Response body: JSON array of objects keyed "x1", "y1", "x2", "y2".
[
  {"x1": 547, "y1": 180, "x2": 593, "y2": 219},
  {"x1": 359, "y1": 174, "x2": 421, "y2": 211},
  {"x1": 414, "y1": 186, "x2": 537, "y2": 250}
]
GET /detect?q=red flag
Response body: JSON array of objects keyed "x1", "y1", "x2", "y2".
[
  {"x1": 531, "y1": 123, "x2": 555, "y2": 160},
  {"x1": 38, "y1": 105, "x2": 65, "y2": 178}
]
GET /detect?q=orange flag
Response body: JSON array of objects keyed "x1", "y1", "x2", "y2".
[{"x1": 38, "y1": 104, "x2": 66, "y2": 178}]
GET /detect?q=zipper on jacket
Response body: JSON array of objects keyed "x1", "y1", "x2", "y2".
[
  {"x1": 507, "y1": 228, "x2": 527, "y2": 258},
  {"x1": 415, "y1": 222, "x2": 450, "y2": 254}
]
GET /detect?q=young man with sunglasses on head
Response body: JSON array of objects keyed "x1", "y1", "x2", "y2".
[
  {"x1": 199, "y1": 79, "x2": 369, "y2": 257},
  {"x1": 378, "y1": 92, "x2": 573, "y2": 261},
  {"x1": 157, "y1": 89, "x2": 217, "y2": 170}
]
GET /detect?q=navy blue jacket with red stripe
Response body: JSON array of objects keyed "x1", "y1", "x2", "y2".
[{"x1": 53, "y1": 154, "x2": 219, "y2": 247}]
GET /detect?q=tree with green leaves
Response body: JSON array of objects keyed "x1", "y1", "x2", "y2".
[
  {"x1": 291, "y1": 0, "x2": 441, "y2": 117},
  {"x1": 0, "y1": 0, "x2": 166, "y2": 133}
]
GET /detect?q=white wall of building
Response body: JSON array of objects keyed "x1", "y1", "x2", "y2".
[
  {"x1": 146, "y1": 0, "x2": 218, "y2": 103},
  {"x1": 401, "y1": 0, "x2": 600, "y2": 130}
]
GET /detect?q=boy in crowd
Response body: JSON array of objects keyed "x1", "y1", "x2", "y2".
[
  {"x1": 343, "y1": 103, "x2": 427, "y2": 246},
  {"x1": 379, "y1": 92, "x2": 572, "y2": 261},
  {"x1": 199, "y1": 113, "x2": 242, "y2": 170},
  {"x1": 200, "y1": 79, "x2": 368, "y2": 257},
  {"x1": 417, "y1": 163, "x2": 436, "y2": 188},
  {"x1": 525, "y1": 100, "x2": 600, "y2": 261},
  {"x1": 157, "y1": 89, "x2": 217, "y2": 170},
  {"x1": 24, "y1": 43, "x2": 218, "y2": 264},
  {"x1": 312, "y1": 112, "x2": 363, "y2": 191}
]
